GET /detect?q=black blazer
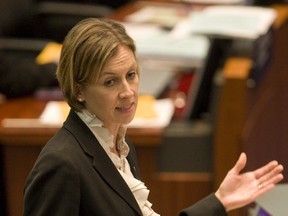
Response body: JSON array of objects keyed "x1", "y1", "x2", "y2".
[{"x1": 24, "y1": 110, "x2": 227, "y2": 216}]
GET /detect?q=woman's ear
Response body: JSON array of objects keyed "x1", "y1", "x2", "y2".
[
  {"x1": 77, "y1": 97, "x2": 84, "y2": 102},
  {"x1": 75, "y1": 84, "x2": 85, "y2": 102}
]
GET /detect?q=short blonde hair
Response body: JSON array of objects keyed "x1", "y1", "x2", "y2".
[{"x1": 56, "y1": 18, "x2": 136, "y2": 111}]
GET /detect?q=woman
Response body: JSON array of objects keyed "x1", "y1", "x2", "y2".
[{"x1": 23, "y1": 18, "x2": 283, "y2": 216}]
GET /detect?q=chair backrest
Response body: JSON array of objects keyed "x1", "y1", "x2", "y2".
[
  {"x1": 32, "y1": 1, "x2": 114, "y2": 42},
  {"x1": 0, "y1": 0, "x2": 36, "y2": 37}
]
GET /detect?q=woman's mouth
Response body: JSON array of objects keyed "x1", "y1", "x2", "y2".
[{"x1": 116, "y1": 102, "x2": 135, "y2": 112}]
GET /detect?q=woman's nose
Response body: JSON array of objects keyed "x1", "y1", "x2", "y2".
[{"x1": 119, "y1": 81, "x2": 134, "y2": 98}]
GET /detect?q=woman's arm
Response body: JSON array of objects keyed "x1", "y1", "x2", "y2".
[{"x1": 179, "y1": 193, "x2": 227, "y2": 216}]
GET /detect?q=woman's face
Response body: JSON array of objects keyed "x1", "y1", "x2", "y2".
[{"x1": 78, "y1": 45, "x2": 139, "y2": 131}]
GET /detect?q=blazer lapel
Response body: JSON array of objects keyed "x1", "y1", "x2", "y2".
[
  {"x1": 126, "y1": 138, "x2": 141, "y2": 180},
  {"x1": 64, "y1": 110, "x2": 142, "y2": 215}
]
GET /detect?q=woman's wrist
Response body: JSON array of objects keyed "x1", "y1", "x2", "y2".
[{"x1": 215, "y1": 190, "x2": 230, "y2": 212}]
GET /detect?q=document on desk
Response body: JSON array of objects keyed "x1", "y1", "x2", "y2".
[
  {"x1": 125, "y1": 6, "x2": 187, "y2": 29},
  {"x1": 188, "y1": 6, "x2": 277, "y2": 39},
  {"x1": 123, "y1": 6, "x2": 210, "y2": 68},
  {"x1": 123, "y1": 22, "x2": 210, "y2": 69}
]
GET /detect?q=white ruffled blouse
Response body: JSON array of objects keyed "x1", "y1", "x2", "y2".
[{"x1": 77, "y1": 110, "x2": 160, "y2": 216}]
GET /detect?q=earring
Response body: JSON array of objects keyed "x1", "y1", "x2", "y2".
[{"x1": 78, "y1": 98, "x2": 84, "y2": 102}]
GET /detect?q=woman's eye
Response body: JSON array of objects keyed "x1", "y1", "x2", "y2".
[
  {"x1": 127, "y1": 71, "x2": 137, "y2": 80},
  {"x1": 104, "y1": 79, "x2": 115, "y2": 87}
]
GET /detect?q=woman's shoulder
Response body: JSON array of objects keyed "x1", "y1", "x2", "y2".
[{"x1": 37, "y1": 127, "x2": 82, "y2": 165}]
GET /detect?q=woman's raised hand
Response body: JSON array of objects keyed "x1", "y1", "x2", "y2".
[{"x1": 215, "y1": 152, "x2": 284, "y2": 212}]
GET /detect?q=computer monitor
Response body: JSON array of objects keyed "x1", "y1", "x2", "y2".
[{"x1": 189, "y1": 37, "x2": 233, "y2": 120}]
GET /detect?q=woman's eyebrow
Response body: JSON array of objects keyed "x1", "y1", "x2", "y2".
[{"x1": 101, "y1": 71, "x2": 116, "y2": 76}]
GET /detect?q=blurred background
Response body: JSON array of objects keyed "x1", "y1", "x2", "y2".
[{"x1": 0, "y1": 0, "x2": 287, "y2": 216}]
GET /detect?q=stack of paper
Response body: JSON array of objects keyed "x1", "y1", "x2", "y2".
[
  {"x1": 188, "y1": 6, "x2": 277, "y2": 39},
  {"x1": 123, "y1": 22, "x2": 210, "y2": 69},
  {"x1": 123, "y1": 5, "x2": 210, "y2": 69},
  {"x1": 125, "y1": 6, "x2": 187, "y2": 29}
]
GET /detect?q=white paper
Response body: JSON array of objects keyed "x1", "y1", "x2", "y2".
[
  {"x1": 125, "y1": 6, "x2": 185, "y2": 28},
  {"x1": 188, "y1": 6, "x2": 276, "y2": 39},
  {"x1": 123, "y1": 22, "x2": 210, "y2": 69},
  {"x1": 128, "y1": 98, "x2": 175, "y2": 128},
  {"x1": 40, "y1": 101, "x2": 67, "y2": 125}
]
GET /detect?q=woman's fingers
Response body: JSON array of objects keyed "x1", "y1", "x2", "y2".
[
  {"x1": 254, "y1": 162, "x2": 284, "y2": 192},
  {"x1": 254, "y1": 161, "x2": 283, "y2": 180}
]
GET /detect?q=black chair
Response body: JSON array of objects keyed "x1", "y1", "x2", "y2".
[
  {"x1": 0, "y1": 0, "x2": 56, "y2": 98},
  {"x1": 32, "y1": 0, "x2": 114, "y2": 42}
]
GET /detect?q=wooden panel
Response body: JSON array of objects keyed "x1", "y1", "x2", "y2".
[
  {"x1": 214, "y1": 57, "x2": 252, "y2": 188},
  {"x1": 242, "y1": 7, "x2": 288, "y2": 176},
  {"x1": 1, "y1": 145, "x2": 41, "y2": 216},
  {"x1": 213, "y1": 58, "x2": 252, "y2": 216},
  {"x1": 154, "y1": 172, "x2": 212, "y2": 216}
]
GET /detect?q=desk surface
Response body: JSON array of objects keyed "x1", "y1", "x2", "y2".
[{"x1": 0, "y1": 97, "x2": 164, "y2": 146}]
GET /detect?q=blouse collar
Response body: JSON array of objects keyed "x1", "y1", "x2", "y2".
[{"x1": 76, "y1": 109, "x2": 129, "y2": 158}]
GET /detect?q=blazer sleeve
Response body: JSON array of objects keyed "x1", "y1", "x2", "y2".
[{"x1": 179, "y1": 193, "x2": 227, "y2": 216}]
